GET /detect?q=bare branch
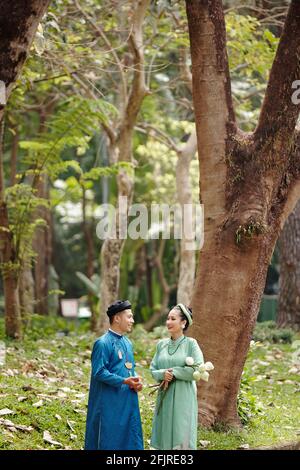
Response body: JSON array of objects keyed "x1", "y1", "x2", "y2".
[
  {"x1": 180, "y1": 48, "x2": 193, "y2": 94},
  {"x1": 136, "y1": 123, "x2": 179, "y2": 153},
  {"x1": 74, "y1": 0, "x2": 128, "y2": 105}
]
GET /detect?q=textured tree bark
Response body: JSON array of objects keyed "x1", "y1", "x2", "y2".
[
  {"x1": 186, "y1": 0, "x2": 300, "y2": 426},
  {"x1": 0, "y1": 0, "x2": 50, "y2": 338},
  {"x1": 0, "y1": 0, "x2": 50, "y2": 122},
  {"x1": 176, "y1": 130, "x2": 197, "y2": 305},
  {"x1": 277, "y1": 200, "x2": 300, "y2": 330}
]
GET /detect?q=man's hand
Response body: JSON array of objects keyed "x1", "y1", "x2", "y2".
[{"x1": 123, "y1": 376, "x2": 143, "y2": 392}]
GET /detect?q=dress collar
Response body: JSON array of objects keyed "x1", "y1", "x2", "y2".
[{"x1": 170, "y1": 334, "x2": 185, "y2": 343}]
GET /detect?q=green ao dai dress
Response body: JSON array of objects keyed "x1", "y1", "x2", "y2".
[{"x1": 150, "y1": 335, "x2": 204, "y2": 450}]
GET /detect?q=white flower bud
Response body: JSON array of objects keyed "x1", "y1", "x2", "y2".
[
  {"x1": 200, "y1": 371, "x2": 210, "y2": 382},
  {"x1": 185, "y1": 356, "x2": 194, "y2": 366},
  {"x1": 193, "y1": 371, "x2": 201, "y2": 381},
  {"x1": 198, "y1": 363, "x2": 206, "y2": 372},
  {"x1": 204, "y1": 361, "x2": 214, "y2": 371}
]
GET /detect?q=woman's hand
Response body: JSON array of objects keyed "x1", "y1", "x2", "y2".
[{"x1": 164, "y1": 368, "x2": 173, "y2": 382}]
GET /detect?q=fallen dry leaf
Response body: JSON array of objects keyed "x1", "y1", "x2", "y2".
[
  {"x1": 43, "y1": 430, "x2": 63, "y2": 447},
  {"x1": 199, "y1": 440, "x2": 210, "y2": 447},
  {"x1": 17, "y1": 396, "x2": 28, "y2": 402},
  {"x1": 67, "y1": 420, "x2": 75, "y2": 432},
  {"x1": 0, "y1": 408, "x2": 14, "y2": 416},
  {"x1": 32, "y1": 400, "x2": 44, "y2": 408},
  {"x1": 0, "y1": 418, "x2": 33, "y2": 432},
  {"x1": 239, "y1": 444, "x2": 250, "y2": 450}
]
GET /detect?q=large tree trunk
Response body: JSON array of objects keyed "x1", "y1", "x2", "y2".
[
  {"x1": 186, "y1": 0, "x2": 300, "y2": 427},
  {"x1": 176, "y1": 130, "x2": 197, "y2": 305},
  {"x1": 277, "y1": 200, "x2": 300, "y2": 330}
]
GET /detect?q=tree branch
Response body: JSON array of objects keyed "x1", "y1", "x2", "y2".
[
  {"x1": 136, "y1": 123, "x2": 179, "y2": 153},
  {"x1": 74, "y1": 0, "x2": 128, "y2": 107},
  {"x1": 117, "y1": 0, "x2": 151, "y2": 160},
  {"x1": 185, "y1": 0, "x2": 236, "y2": 220},
  {"x1": 255, "y1": 0, "x2": 300, "y2": 139}
]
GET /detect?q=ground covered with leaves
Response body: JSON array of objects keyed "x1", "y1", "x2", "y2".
[{"x1": 0, "y1": 317, "x2": 299, "y2": 450}]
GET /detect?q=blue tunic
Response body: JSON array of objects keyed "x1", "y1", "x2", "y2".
[{"x1": 84, "y1": 330, "x2": 143, "y2": 450}]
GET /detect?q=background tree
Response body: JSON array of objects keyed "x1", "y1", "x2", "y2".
[
  {"x1": 0, "y1": 0, "x2": 51, "y2": 338},
  {"x1": 277, "y1": 199, "x2": 300, "y2": 330}
]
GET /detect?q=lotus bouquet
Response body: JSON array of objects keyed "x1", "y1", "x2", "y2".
[{"x1": 185, "y1": 356, "x2": 214, "y2": 382}]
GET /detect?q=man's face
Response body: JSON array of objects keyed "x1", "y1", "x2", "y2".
[{"x1": 115, "y1": 309, "x2": 134, "y2": 334}]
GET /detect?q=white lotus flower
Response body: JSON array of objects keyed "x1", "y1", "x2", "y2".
[
  {"x1": 193, "y1": 370, "x2": 201, "y2": 381},
  {"x1": 185, "y1": 356, "x2": 194, "y2": 366},
  {"x1": 200, "y1": 371, "x2": 210, "y2": 382},
  {"x1": 204, "y1": 361, "x2": 214, "y2": 371}
]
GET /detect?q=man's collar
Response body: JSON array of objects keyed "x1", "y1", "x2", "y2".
[{"x1": 108, "y1": 328, "x2": 123, "y2": 337}]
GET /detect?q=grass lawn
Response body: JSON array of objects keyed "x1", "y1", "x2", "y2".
[{"x1": 0, "y1": 317, "x2": 299, "y2": 450}]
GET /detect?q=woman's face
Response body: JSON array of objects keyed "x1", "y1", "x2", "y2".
[{"x1": 166, "y1": 308, "x2": 186, "y2": 335}]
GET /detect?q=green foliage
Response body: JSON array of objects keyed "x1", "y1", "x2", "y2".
[
  {"x1": 21, "y1": 314, "x2": 90, "y2": 340},
  {"x1": 235, "y1": 220, "x2": 267, "y2": 245},
  {"x1": 226, "y1": 12, "x2": 279, "y2": 130},
  {"x1": 253, "y1": 321, "x2": 295, "y2": 344},
  {"x1": 0, "y1": 184, "x2": 49, "y2": 276},
  {"x1": 238, "y1": 370, "x2": 264, "y2": 425},
  {"x1": 19, "y1": 96, "x2": 117, "y2": 181}
]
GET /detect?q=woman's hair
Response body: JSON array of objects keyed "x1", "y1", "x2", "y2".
[{"x1": 174, "y1": 305, "x2": 193, "y2": 332}]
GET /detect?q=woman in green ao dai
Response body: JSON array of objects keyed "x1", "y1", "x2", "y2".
[{"x1": 150, "y1": 304, "x2": 204, "y2": 450}]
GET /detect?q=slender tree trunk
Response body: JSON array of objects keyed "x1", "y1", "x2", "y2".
[
  {"x1": 33, "y1": 173, "x2": 51, "y2": 315},
  {"x1": 176, "y1": 130, "x2": 197, "y2": 305},
  {"x1": 19, "y1": 265, "x2": 34, "y2": 320},
  {"x1": 186, "y1": 0, "x2": 300, "y2": 427},
  {"x1": 99, "y1": 0, "x2": 150, "y2": 330},
  {"x1": 145, "y1": 244, "x2": 154, "y2": 310},
  {"x1": 100, "y1": 161, "x2": 133, "y2": 329},
  {"x1": 82, "y1": 185, "x2": 98, "y2": 332},
  {"x1": 144, "y1": 239, "x2": 173, "y2": 331},
  {"x1": 8, "y1": 122, "x2": 35, "y2": 319},
  {"x1": 10, "y1": 126, "x2": 18, "y2": 186},
  {"x1": 0, "y1": 120, "x2": 21, "y2": 338},
  {"x1": 32, "y1": 105, "x2": 56, "y2": 316},
  {"x1": 277, "y1": 200, "x2": 300, "y2": 330}
]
